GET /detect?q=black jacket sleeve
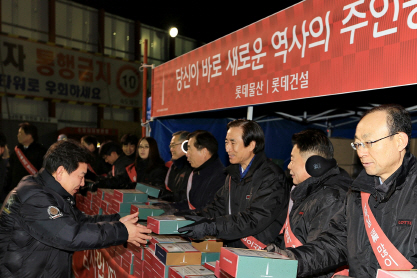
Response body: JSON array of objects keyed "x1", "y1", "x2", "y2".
[
  {"x1": 142, "y1": 164, "x2": 168, "y2": 188},
  {"x1": 304, "y1": 188, "x2": 347, "y2": 243},
  {"x1": 214, "y1": 174, "x2": 288, "y2": 240},
  {"x1": 199, "y1": 177, "x2": 228, "y2": 218},
  {"x1": 290, "y1": 196, "x2": 348, "y2": 277},
  {"x1": 93, "y1": 171, "x2": 133, "y2": 190},
  {"x1": 0, "y1": 159, "x2": 7, "y2": 201},
  {"x1": 5, "y1": 152, "x2": 16, "y2": 193},
  {"x1": 200, "y1": 167, "x2": 289, "y2": 242},
  {"x1": 196, "y1": 171, "x2": 226, "y2": 211},
  {"x1": 19, "y1": 192, "x2": 128, "y2": 251},
  {"x1": 159, "y1": 188, "x2": 174, "y2": 202},
  {"x1": 73, "y1": 207, "x2": 121, "y2": 224},
  {"x1": 159, "y1": 176, "x2": 188, "y2": 203}
]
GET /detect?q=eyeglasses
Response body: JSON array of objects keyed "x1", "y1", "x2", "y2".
[
  {"x1": 351, "y1": 133, "x2": 398, "y2": 150},
  {"x1": 169, "y1": 142, "x2": 182, "y2": 148},
  {"x1": 138, "y1": 145, "x2": 149, "y2": 149}
]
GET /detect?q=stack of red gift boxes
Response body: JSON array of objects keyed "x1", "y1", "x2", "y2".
[
  {"x1": 75, "y1": 186, "x2": 224, "y2": 277},
  {"x1": 75, "y1": 186, "x2": 298, "y2": 277}
]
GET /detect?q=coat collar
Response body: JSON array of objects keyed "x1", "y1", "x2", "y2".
[
  {"x1": 291, "y1": 165, "x2": 340, "y2": 202},
  {"x1": 17, "y1": 142, "x2": 38, "y2": 150},
  {"x1": 193, "y1": 153, "x2": 219, "y2": 173},
  {"x1": 226, "y1": 151, "x2": 267, "y2": 182},
  {"x1": 172, "y1": 154, "x2": 189, "y2": 169},
  {"x1": 351, "y1": 151, "x2": 415, "y2": 203},
  {"x1": 37, "y1": 168, "x2": 75, "y2": 203}
]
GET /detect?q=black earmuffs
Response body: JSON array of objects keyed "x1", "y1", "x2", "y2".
[{"x1": 305, "y1": 155, "x2": 337, "y2": 177}]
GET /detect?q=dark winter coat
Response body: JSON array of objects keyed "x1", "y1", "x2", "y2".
[
  {"x1": 174, "y1": 154, "x2": 226, "y2": 211},
  {"x1": 94, "y1": 157, "x2": 167, "y2": 190},
  {"x1": 6, "y1": 142, "x2": 47, "y2": 191},
  {"x1": 134, "y1": 157, "x2": 168, "y2": 187},
  {"x1": 292, "y1": 152, "x2": 417, "y2": 278},
  {"x1": 277, "y1": 166, "x2": 351, "y2": 278},
  {"x1": 0, "y1": 169, "x2": 128, "y2": 278},
  {"x1": 84, "y1": 151, "x2": 111, "y2": 182},
  {"x1": 200, "y1": 151, "x2": 291, "y2": 248},
  {"x1": 0, "y1": 158, "x2": 7, "y2": 202},
  {"x1": 159, "y1": 155, "x2": 193, "y2": 203},
  {"x1": 109, "y1": 153, "x2": 133, "y2": 177}
]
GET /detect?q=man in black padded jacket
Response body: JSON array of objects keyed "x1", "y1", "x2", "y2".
[
  {"x1": 0, "y1": 140, "x2": 151, "y2": 278},
  {"x1": 178, "y1": 120, "x2": 290, "y2": 249},
  {"x1": 99, "y1": 141, "x2": 133, "y2": 177},
  {"x1": 159, "y1": 131, "x2": 193, "y2": 203},
  {"x1": 174, "y1": 130, "x2": 226, "y2": 211},
  {"x1": 268, "y1": 129, "x2": 351, "y2": 278},
  {"x1": 269, "y1": 104, "x2": 417, "y2": 278}
]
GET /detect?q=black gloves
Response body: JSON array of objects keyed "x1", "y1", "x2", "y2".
[
  {"x1": 265, "y1": 243, "x2": 296, "y2": 260},
  {"x1": 265, "y1": 243, "x2": 280, "y2": 252},
  {"x1": 178, "y1": 215, "x2": 218, "y2": 240}
]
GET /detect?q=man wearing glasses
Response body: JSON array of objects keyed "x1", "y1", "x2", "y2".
[
  {"x1": 177, "y1": 120, "x2": 290, "y2": 250},
  {"x1": 159, "y1": 131, "x2": 193, "y2": 203},
  {"x1": 268, "y1": 104, "x2": 417, "y2": 278}
]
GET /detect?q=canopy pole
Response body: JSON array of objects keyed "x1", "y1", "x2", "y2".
[
  {"x1": 247, "y1": 106, "x2": 253, "y2": 120},
  {"x1": 142, "y1": 39, "x2": 148, "y2": 137}
]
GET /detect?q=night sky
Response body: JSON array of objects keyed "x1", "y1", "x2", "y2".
[{"x1": 70, "y1": 0, "x2": 303, "y2": 43}]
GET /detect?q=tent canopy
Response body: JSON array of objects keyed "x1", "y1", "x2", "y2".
[{"x1": 150, "y1": 85, "x2": 417, "y2": 169}]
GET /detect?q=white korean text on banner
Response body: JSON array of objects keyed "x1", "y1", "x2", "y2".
[{"x1": 152, "y1": 0, "x2": 417, "y2": 117}]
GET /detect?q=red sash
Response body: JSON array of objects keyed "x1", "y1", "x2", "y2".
[
  {"x1": 188, "y1": 200, "x2": 196, "y2": 210},
  {"x1": 280, "y1": 208, "x2": 303, "y2": 248},
  {"x1": 164, "y1": 164, "x2": 173, "y2": 192},
  {"x1": 111, "y1": 165, "x2": 115, "y2": 176},
  {"x1": 241, "y1": 236, "x2": 267, "y2": 250},
  {"x1": 125, "y1": 163, "x2": 136, "y2": 182},
  {"x1": 361, "y1": 192, "x2": 413, "y2": 270},
  {"x1": 280, "y1": 199, "x2": 349, "y2": 276},
  {"x1": 14, "y1": 146, "x2": 38, "y2": 175}
]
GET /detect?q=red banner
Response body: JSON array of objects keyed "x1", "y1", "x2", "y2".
[
  {"x1": 72, "y1": 249, "x2": 134, "y2": 278},
  {"x1": 152, "y1": 0, "x2": 417, "y2": 117}
]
